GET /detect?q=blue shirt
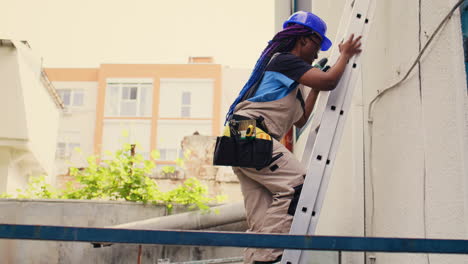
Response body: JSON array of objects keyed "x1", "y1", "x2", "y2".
[{"x1": 248, "y1": 52, "x2": 312, "y2": 103}]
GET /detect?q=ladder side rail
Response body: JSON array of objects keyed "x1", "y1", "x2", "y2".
[
  {"x1": 299, "y1": 90, "x2": 331, "y2": 167},
  {"x1": 299, "y1": 0, "x2": 358, "y2": 168},
  {"x1": 295, "y1": 27, "x2": 357, "y2": 209},
  {"x1": 299, "y1": 57, "x2": 340, "y2": 166},
  {"x1": 290, "y1": 56, "x2": 357, "y2": 234},
  {"x1": 304, "y1": 59, "x2": 366, "y2": 237},
  {"x1": 303, "y1": 1, "x2": 376, "y2": 240},
  {"x1": 281, "y1": 43, "x2": 358, "y2": 264},
  {"x1": 281, "y1": 0, "x2": 372, "y2": 263},
  {"x1": 290, "y1": 5, "x2": 370, "y2": 235},
  {"x1": 297, "y1": 2, "x2": 376, "y2": 263}
]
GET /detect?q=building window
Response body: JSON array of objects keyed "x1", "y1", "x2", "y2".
[
  {"x1": 159, "y1": 148, "x2": 186, "y2": 161},
  {"x1": 121, "y1": 85, "x2": 138, "y2": 116},
  {"x1": 59, "y1": 90, "x2": 71, "y2": 105},
  {"x1": 56, "y1": 142, "x2": 66, "y2": 158},
  {"x1": 105, "y1": 79, "x2": 153, "y2": 117},
  {"x1": 56, "y1": 142, "x2": 81, "y2": 159},
  {"x1": 159, "y1": 79, "x2": 214, "y2": 118},
  {"x1": 57, "y1": 89, "x2": 85, "y2": 107},
  {"x1": 159, "y1": 148, "x2": 179, "y2": 161},
  {"x1": 181, "y1": 91, "x2": 191, "y2": 117}
]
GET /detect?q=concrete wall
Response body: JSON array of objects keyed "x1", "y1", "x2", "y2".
[
  {"x1": 0, "y1": 41, "x2": 60, "y2": 193},
  {"x1": 0, "y1": 199, "x2": 245, "y2": 264},
  {"x1": 292, "y1": 0, "x2": 468, "y2": 263},
  {"x1": 14, "y1": 41, "x2": 61, "y2": 177},
  {"x1": 0, "y1": 44, "x2": 28, "y2": 141},
  {"x1": 2, "y1": 150, "x2": 33, "y2": 193},
  {"x1": 0, "y1": 44, "x2": 30, "y2": 191}
]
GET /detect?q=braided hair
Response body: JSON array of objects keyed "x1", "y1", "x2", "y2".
[{"x1": 225, "y1": 24, "x2": 314, "y2": 123}]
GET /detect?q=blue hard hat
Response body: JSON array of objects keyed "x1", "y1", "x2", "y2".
[{"x1": 283, "y1": 11, "x2": 332, "y2": 51}]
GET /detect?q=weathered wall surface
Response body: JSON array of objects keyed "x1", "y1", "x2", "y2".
[
  {"x1": 0, "y1": 45, "x2": 28, "y2": 141},
  {"x1": 362, "y1": 0, "x2": 468, "y2": 254},
  {"x1": 293, "y1": 0, "x2": 468, "y2": 263},
  {"x1": 0, "y1": 199, "x2": 245, "y2": 264},
  {"x1": 14, "y1": 41, "x2": 61, "y2": 177},
  {"x1": 0, "y1": 41, "x2": 60, "y2": 193}
]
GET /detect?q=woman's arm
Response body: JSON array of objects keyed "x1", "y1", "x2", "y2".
[
  {"x1": 299, "y1": 34, "x2": 362, "y2": 91},
  {"x1": 294, "y1": 89, "x2": 320, "y2": 128},
  {"x1": 294, "y1": 34, "x2": 362, "y2": 127}
]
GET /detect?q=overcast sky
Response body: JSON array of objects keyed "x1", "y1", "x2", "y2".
[{"x1": 1, "y1": 0, "x2": 275, "y2": 68}]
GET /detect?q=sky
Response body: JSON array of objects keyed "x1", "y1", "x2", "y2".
[{"x1": 1, "y1": 0, "x2": 275, "y2": 69}]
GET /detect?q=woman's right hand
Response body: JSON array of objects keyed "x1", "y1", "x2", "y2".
[
  {"x1": 338, "y1": 34, "x2": 362, "y2": 58},
  {"x1": 299, "y1": 34, "x2": 364, "y2": 91}
]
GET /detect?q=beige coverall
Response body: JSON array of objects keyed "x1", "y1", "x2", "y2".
[{"x1": 232, "y1": 84, "x2": 309, "y2": 263}]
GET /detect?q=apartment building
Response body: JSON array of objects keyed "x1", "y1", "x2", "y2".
[
  {"x1": 45, "y1": 59, "x2": 252, "y2": 200},
  {"x1": 46, "y1": 59, "x2": 226, "y2": 166}
]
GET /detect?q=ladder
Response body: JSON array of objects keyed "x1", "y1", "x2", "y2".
[{"x1": 282, "y1": 0, "x2": 376, "y2": 263}]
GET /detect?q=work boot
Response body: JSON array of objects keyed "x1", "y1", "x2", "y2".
[{"x1": 253, "y1": 255, "x2": 282, "y2": 264}]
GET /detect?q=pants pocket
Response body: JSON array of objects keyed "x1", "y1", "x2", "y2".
[
  {"x1": 255, "y1": 153, "x2": 284, "y2": 171},
  {"x1": 268, "y1": 153, "x2": 284, "y2": 172},
  {"x1": 287, "y1": 184, "x2": 303, "y2": 216}
]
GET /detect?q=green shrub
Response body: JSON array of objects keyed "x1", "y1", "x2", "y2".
[{"x1": 1, "y1": 143, "x2": 225, "y2": 212}]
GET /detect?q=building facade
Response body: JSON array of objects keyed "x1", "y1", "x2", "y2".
[
  {"x1": 46, "y1": 62, "x2": 222, "y2": 164},
  {"x1": 0, "y1": 40, "x2": 62, "y2": 193},
  {"x1": 46, "y1": 60, "x2": 251, "y2": 201}
]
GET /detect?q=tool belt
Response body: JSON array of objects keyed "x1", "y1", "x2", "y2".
[{"x1": 213, "y1": 115, "x2": 273, "y2": 169}]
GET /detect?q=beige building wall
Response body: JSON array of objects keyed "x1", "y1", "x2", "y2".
[
  {"x1": 0, "y1": 40, "x2": 61, "y2": 193},
  {"x1": 46, "y1": 69, "x2": 99, "y2": 178},
  {"x1": 53, "y1": 81, "x2": 98, "y2": 174},
  {"x1": 293, "y1": 0, "x2": 468, "y2": 263},
  {"x1": 47, "y1": 64, "x2": 223, "y2": 159}
]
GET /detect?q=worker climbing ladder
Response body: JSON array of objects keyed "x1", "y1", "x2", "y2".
[{"x1": 282, "y1": 0, "x2": 376, "y2": 263}]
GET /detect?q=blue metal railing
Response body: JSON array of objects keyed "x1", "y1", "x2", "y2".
[{"x1": 1, "y1": 224, "x2": 468, "y2": 254}]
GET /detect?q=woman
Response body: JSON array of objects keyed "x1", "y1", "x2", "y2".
[{"x1": 224, "y1": 11, "x2": 362, "y2": 264}]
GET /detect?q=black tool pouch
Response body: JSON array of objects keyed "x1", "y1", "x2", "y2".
[
  {"x1": 215, "y1": 51, "x2": 277, "y2": 169},
  {"x1": 213, "y1": 136, "x2": 273, "y2": 169}
]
